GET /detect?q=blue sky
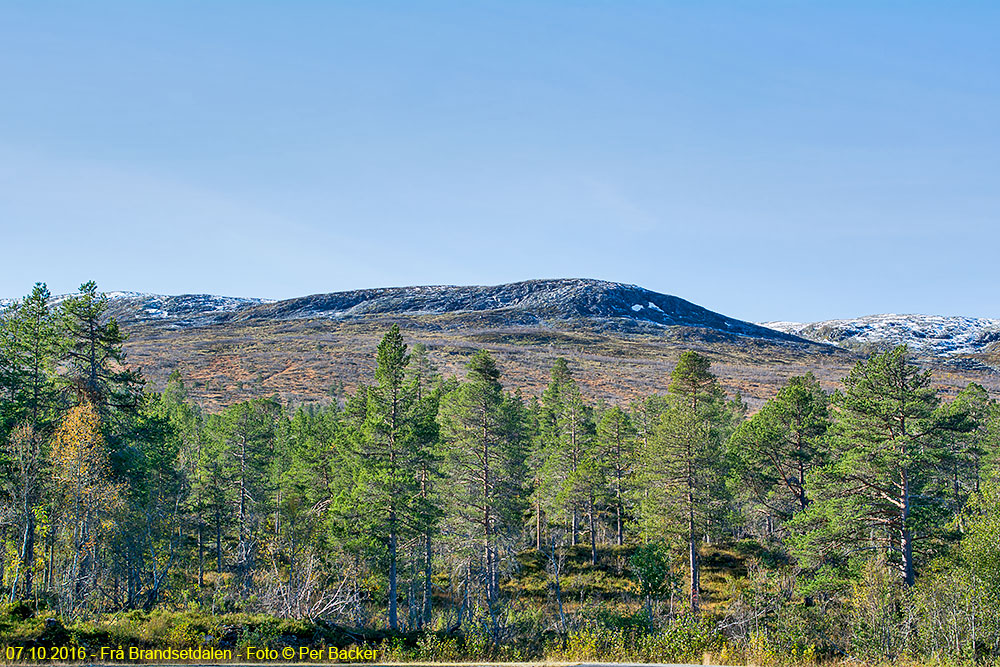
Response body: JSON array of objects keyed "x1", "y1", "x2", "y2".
[{"x1": 1, "y1": 2, "x2": 998, "y2": 322}]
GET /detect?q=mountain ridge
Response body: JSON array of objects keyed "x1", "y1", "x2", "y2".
[
  {"x1": 3, "y1": 279, "x2": 807, "y2": 345},
  {"x1": 223, "y1": 278, "x2": 809, "y2": 344},
  {"x1": 764, "y1": 313, "x2": 1000, "y2": 359},
  {"x1": 7, "y1": 279, "x2": 997, "y2": 410},
  {"x1": 6, "y1": 280, "x2": 999, "y2": 361}
]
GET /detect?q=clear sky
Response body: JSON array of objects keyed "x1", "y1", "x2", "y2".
[{"x1": 1, "y1": 2, "x2": 998, "y2": 322}]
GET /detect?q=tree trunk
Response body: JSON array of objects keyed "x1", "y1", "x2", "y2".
[
  {"x1": 197, "y1": 519, "x2": 204, "y2": 588},
  {"x1": 215, "y1": 509, "x2": 222, "y2": 572},
  {"x1": 589, "y1": 501, "x2": 597, "y2": 566},
  {"x1": 388, "y1": 516, "x2": 398, "y2": 629},
  {"x1": 482, "y1": 407, "x2": 495, "y2": 606},
  {"x1": 688, "y1": 491, "x2": 700, "y2": 613},
  {"x1": 616, "y1": 496, "x2": 624, "y2": 546},
  {"x1": 798, "y1": 447, "x2": 809, "y2": 510},
  {"x1": 535, "y1": 496, "x2": 542, "y2": 549},
  {"x1": 21, "y1": 513, "x2": 35, "y2": 599},
  {"x1": 901, "y1": 468, "x2": 915, "y2": 587},
  {"x1": 423, "y1": 530, "x2": 433, "y2": 626}
]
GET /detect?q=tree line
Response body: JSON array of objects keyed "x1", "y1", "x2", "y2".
[{"x1": 2, "y1": 281, "x2": 1000, "y2": 658}]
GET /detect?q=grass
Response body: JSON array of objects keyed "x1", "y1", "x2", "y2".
[
  {"x1": 123, "y1": 316, "x2": 864, "y2": 412},
  {"x1": 123, "y1": 314, "x2": 1000, "y2": 415}
]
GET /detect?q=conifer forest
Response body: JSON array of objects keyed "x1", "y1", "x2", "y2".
[{"x1": 2, "y1": 281, "x2": 1000, "y2": 665}]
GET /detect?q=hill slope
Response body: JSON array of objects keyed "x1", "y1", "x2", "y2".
[
  {"x1": 6, "y1": 280, "x2": 997, "y2": 411},
  {"x1": 101, "y1": 279, "x2": 848, "y2": 410},
  {"x1": 225, "y1": 279, "x2": 808, "y2": 342},
  {"x1": 764, "y1": 314, "x2": 1000, "y2": 372},
  {"x1": 95, "y1": 279, "x2": 806, "y2": 344}
]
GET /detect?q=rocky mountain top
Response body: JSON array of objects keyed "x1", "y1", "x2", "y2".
[
  {"x1": 9, "y1": 281, "x2": 1000, "y2": 367},
  {"x1": 226, "y1": 278, "x2": 806, "y2": 342},
  {"x1": 2, "y1": 279, "x2": 805, "y2": 344},
  {"x1": 764, "y1": 314, "x2": 1000, "y2": 360},
  {"x1": 103, "y1": 292, "x2": 272, "y2": 327}
]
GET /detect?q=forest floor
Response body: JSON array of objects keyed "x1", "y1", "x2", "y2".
[{"x1": 0, "y1": 542, "x2": 769, "y2": 665}]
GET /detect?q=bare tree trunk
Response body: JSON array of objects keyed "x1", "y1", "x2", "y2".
[
  {"x1": 197, "y1": 520, "x2": 204, "y2": 588},
  {"x1": 423, "y1": 530, "x2": 433, "y2": 626},
  {"x1": 688, "y1": 492, "x2": 699, "y2": 613},
  {"x1": 22, "y1": 512, "x2": 35, "y2": 600},
  {"x1": 589, "y1": 500, "x2": 597, "y2": 566},
  {"x1": 551, "y1": 553, "x2": 566, "y2": 632},
  {"x1": 616, "y1": 500, "x2": 623, "y2": 546},
  {"x1": 388, "y1": 517, "x2": 398, "y2": 629},
  {"x1": 535, "y1": 496, "x2": 542, "y2": 549},
  {"x1": 9, "y1": 522, "x2": 27, "y2": 603},
  {"x1": 215, "y1": 508, "x2": 222, "y2": 572},
  {"x1": 901, "y1": 469, "x2": 915, "y2": 587}
]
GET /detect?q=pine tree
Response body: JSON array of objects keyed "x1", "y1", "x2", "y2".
[
  {"x1": 196, "y1": 426, "x2": 230, "y2": 575},
  {"x1": 728, "y1": 373, "x2": 829, "y2": 532},
  {"x1": 791, "y1": 346, "x2": 954, "y2": 587},
  {"x1": 537, "y1": 359, "x2": 595, "y2": 546},
  {"x1": 355, "y1": 325, "x2": 424, "y2": 630},
  {"x1": 0, "y1": 283, "x2": 59, "y2": 600},
  {"x1": 596, "y1": 406, "x2": 637, "y2": 546},
  {"x1": 58, "y1": 281, "x2": 143, "y2": 421},
  {"x1": 525, "y1": 397, "x2": 547, "y2": 549},
  {"x1": 158, "y1": 372, "x2": 208, "y2": 586},
  {"x1": 206, "y1": 398, "x2": 280, "y2": 585},
  {"x1": 639, "y1": 351, "x2": 730, "y2": 613},
  {"x1": 558, "y1": 453, "x2": 608, "y2": 565},
  {"x1": 439, "y1": 350, "x2": 527, "y2": 609},
  {"x1": 932, "y1": 383, "x2": 994, "y2": 510},
  {"x1": 123, "y1": 386, "x2": 187, "y2": 609},
  {"x1": 410, "y1": 379, "x2": 442, "y2": 626}
]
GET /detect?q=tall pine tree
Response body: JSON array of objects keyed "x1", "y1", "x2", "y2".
[{"x1": 791, "y1": 346, "x2": 957, "y2": 587}]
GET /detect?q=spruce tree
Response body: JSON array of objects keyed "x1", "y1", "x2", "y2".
[{"x1": 0, "y1": 283, "x2": 60, "y2": 436}]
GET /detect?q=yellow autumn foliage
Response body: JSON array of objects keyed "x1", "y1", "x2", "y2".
[{"x1": 49, "y1": 402, "x2": 124, "y2": 525}]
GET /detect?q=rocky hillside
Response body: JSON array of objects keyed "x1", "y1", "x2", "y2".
[
  {"x1": 41, "y1": 279, "x2": 809, "y2": 344},
  {"x1": 7, "y1": 280, "x2": 998, "y2": 411},
  {"x1": 765, "y1": 314, "x2": 1000, "y2": 360},
  {"x1": 102, "y1": 292, "x2": 272, "y2": 327},
  {"x1": 224, "y1": 279, "x2": 808, "y2": 343},
  {"x1": 1, "y1": 292, "x2": 270, "y2": 327}
]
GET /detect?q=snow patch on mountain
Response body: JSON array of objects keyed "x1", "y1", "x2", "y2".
[
  {"x1": 764, "y1": 314, "x2": 1000, "y2": 358},
  {"x1": 0, "y1": 291, "x2": 272, "y2": 327},
  {"x1": 105, "y1": 293, "x2": 274, "y2": 326},
  {"x1": 232, "y1": 279, "x2": 813, "y2": 344}
]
